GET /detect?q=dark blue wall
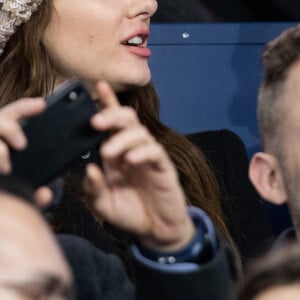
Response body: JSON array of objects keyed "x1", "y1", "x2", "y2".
[
  {"x1": 149, "y1": 23, "x2": 296, "y2": 158},
  {"x1": 148, "y1": 23, "x2": 296, "y2": 234}
]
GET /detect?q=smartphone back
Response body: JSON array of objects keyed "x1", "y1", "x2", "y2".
[{"x1": 11, "y1": 81, "x2": 107, "y2": 189}]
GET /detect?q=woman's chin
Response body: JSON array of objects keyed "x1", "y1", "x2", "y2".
[{"x1": 112, "y1": 78, "x2": 151, "y2": 93}]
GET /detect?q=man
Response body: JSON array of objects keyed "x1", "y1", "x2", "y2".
[
  {"x1": 0, "y1": 183, "x2": 73, "y2": 299},
  {"x1": 249, "y1": 24, "x2": 300, "y2": 241},
  {"x1": 237, "y1": 243, "x2": 300, "y2": 300}
]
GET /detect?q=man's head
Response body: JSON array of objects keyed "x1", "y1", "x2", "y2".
[
  {"x1": 249, "y1": 25, "x2": 300, "y2": 235},
  {"x1": 0, "y1": 190, "x2": 73, "y2": 299},
  {"x1": 237, "y1": 243, "x2": 300, "y2": 300}
]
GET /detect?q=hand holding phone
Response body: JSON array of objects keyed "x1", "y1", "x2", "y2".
[{"x1": 10, "y1": 81, "x2": 108, "y2": 189}]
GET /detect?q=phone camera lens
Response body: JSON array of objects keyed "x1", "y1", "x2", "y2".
[{"x1": 69, "y1": 92, "x2": 78, "y2": 101}]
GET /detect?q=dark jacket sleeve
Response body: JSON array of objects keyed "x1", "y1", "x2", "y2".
[
  {"x1": 58, "y1": 234, "x2": 236, "y2": 300},
  {"x1": 133, "y1": 243, "x2": 237, "y2": 300},
  {"x1": 188, "y1": 129, "x2": 274, "y2": 263}
]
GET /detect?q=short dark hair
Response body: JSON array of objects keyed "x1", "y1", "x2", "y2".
[
  {"x1": 237, "y1": 242, "x2": 300, "y2": 300},
  {"x1": 258, "y1": 25, "x2": 300, "y2": 153}
]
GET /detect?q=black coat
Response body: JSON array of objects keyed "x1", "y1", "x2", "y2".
[
  {"x1": 58, "y1": 234, "x2": 236, "y2": 300},
  {"x1": 188, "y1": 129, "x2": 274, "y2": 263}
]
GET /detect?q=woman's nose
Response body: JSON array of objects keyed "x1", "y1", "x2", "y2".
[{"x1": 126, "y1": 0, "x2": 158, "y2": 20}]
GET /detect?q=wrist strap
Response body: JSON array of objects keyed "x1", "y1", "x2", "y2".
[{"x1": 138, "y1": 206, "x2": 218, "y2": 264}]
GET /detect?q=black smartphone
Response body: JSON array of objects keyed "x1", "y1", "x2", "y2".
[{"x1": 10, "y1": 80, "x2": 107, "y2": 189}]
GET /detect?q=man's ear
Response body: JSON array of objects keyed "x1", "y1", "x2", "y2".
[{"x1": 249, "y1": 152, "x2": 287, "y2": 205}]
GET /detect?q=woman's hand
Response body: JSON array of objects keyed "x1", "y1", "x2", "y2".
[
  {"x1": 0, "y1": 98, "x2": 52, "y2": 207},
  {"x1": 0, "y1": 98, "x2": 45, "y2": 173},
  {"x1": 83, "y1": 82, "x2": 195, "y2": 253}
]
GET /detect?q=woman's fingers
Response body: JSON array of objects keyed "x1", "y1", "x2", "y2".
[
  {"x1": 92, "y1": 80, "x2": 168, "y2": 169},
  {"x1": 91, "y1": 106, "x2": 139, "y2": 131},
  {"x1": 95, "y1": 81, "x2": 120, "y2": 109},
  {"x1": 0, "y1": 98, "x2": 46, "y2": 150},
  {"x1": 84, "y1": 163, "x2": 125, "y2": 223},
  {"x1": 1, "y1": 98, "x2": 45, "y2": 119},
  {"x1": 0, "y1": 119, "x2": 27, "y2": 150},
  {"x1": 0, "y1": 141, "x2": 11, "y2": 174},
  {"x1": 83, "y1": 164, "x2": 112, "y2": 216},
  {"x1": 83, "y1": 164, "x2": 105, "y2": 196},
  {"x1": 124, "y1": 142, "x2": 169, "y2": 170},
  {"x1": 101, "y1": 125, "x2": 153, "y2": 159},
  {"x1": 0, "y1": 97, "x2": 45, "y2": 175},
  {"x1": 34, "y1": 187, "x2": 53, "y2": 208}
]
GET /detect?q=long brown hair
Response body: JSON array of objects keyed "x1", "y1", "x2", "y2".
[
  {"x1": 0, "y1": 0, "x2": 238, "y2": 259},
  {"x1": 0, "y1": 0, "x2": 54, "y2": 105}
]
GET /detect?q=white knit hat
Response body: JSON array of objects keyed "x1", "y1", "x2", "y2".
[{"x1": 0, "y1": 0, "x2": 43, "y2": 56}]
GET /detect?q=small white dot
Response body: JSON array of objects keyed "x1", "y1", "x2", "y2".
[
  {"x1": 81, "y1": 150, "x2": 91, "y2": 160},
  {"x1": 167, "y1": 256, "x2": 176, "y2": 264},
  {"x1": 182, "y1": 32, "x2": 190, "y2": 39},
  {"x1": 69, "y1": 92, "x2": 78, "y2": 101},
  {"x1": 158, "y1": 257, "x2": 167, "y2": 264}
]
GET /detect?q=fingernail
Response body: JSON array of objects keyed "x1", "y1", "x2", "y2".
[
  {"x1": 87, "y1": 164, "x2": 98, "y2": 179},
  {"x1": 26, "y1": 98, "x2": 45, "y2": 106},
  {"x1": 92, "y1": 114, "x2": 106, "y2": 126},
  {"x1": 127, "y1": 152, "x2": 138, "y2": 161},
  {"x1": 15, "y1": 134, "x2": 27, "y2": 149},
  {"x1": 1, "y1": 162, "x2": 11, "y2": 174},
  {"x1": 102, "y1": 143, "x2": 117, "y2": 155}
]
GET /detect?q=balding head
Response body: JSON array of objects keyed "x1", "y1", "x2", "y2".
[{"x1": 0, "y1": 190, "x2": 73, "y2": 300}]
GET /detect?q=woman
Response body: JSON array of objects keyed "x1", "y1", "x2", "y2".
[{"x1": 0, "y1": 0, "x2": 238, "y2": 263}]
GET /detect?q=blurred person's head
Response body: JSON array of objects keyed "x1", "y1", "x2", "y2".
[
  {"x1": 249, "y1": 25, "x2": 300, "y2": 237},
  {"x1": 0, "y1": 188, "x2": 73, "y2": 299},
  {"x1": 237, "y1": 243, "x2": 300, "y2": 300}
]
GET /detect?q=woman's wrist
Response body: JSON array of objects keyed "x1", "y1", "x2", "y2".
[
  {"x1": 140, "y1": 217, "x2": 196, "y2": 253},
  {"x1": 136, "y1": 206, "x2": 218, "y2": 264}
]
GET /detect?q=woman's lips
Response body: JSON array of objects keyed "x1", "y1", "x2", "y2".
[
  {"x1": 123, "y1": 45, "x2": 151, "y2": 57},
  {"x1": 121, "y1": 29, "x2": 151, "y2": 57}
]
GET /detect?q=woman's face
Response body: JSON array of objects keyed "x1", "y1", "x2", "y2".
[{"x1": 42, "y1": 0, "x2": 158, "y2": 92}]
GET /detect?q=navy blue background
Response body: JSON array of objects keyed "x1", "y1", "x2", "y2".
[
  {"x1": 148, "y1": 23, "x2": 297, "y2": 234},
  {"x1": 149, "y1": 22, "x2": 297, "y2": 158}
]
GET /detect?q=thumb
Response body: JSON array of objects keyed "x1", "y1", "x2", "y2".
[
  {"x1": 34, "y1": 186, "x2": 53, "y2": 208},
  {"x1": 83, "y1": 163, "x2": 113, "y2": 220}
]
